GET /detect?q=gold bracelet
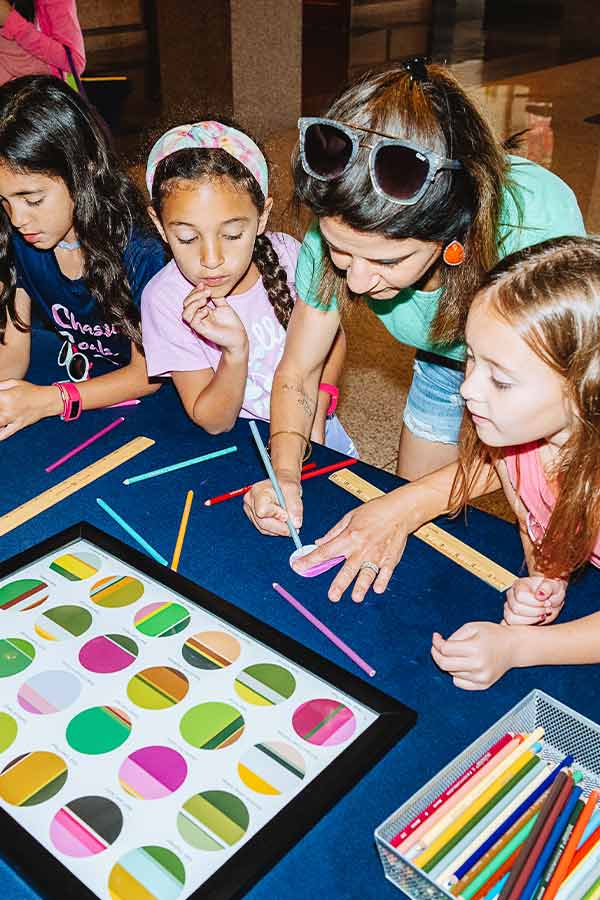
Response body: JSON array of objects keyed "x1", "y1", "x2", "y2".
[{"x1": 267, "y1": 430, "x2": 312, "y2": 462}]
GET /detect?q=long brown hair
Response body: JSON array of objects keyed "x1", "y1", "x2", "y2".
[
  {"x1": 450, "y1": 235, "x2": 600, "y2": 577},
  {"x1": 293, "y1": 63, "x2": 515, "y2": 348}
]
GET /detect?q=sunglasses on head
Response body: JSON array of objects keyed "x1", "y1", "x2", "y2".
[
  {"x1": 297, "y1": 117, "x2": 462, "y2": 206},
  {"x1": 57, "y1": 337, "x2": 91, "y2": 382}
]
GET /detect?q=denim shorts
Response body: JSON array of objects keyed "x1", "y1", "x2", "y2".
[{"x1": 403, "y1": 351, "x2": 465, "y2": 445}]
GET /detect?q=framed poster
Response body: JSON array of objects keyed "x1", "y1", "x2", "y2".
[{"x1": 0, "y1": 522, "x2": 416, "y2": 900}]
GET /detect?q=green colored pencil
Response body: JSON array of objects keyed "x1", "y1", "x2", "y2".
[
  {"x1": 462, "y1": 813, "x2": 539, "y2": 900},
  {"x1": 423, "y1": 754, "x2": 540, "y2": 873},
  {"x1": 582, "y1": 873, "x2": 600, "y2": 900}
]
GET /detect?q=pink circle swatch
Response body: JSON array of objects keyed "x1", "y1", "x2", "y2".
[
  {"x1": 118, "y1": 746, "x2": 187, "y2": 799},
  {"x1": 292, "y1": 698, "x2": 356, "y2": 746}
]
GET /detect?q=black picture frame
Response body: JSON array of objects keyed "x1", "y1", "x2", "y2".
[{"x1": 0, "y1": 522, "x2": 416, "y2": 900}]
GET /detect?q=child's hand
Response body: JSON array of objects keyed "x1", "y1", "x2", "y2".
[
  {"x1": 0, "y1": 380, "x2": 63, "y2": 439},
  {"x1": 503, "y1": 575, "x2": 566, "y2": 626},
  {"x1": 431, "y1": 622, "x2": 518, "y2": 690},
  {"x1": 182, "y1": 284, "x2": 248, "y2": 356}
]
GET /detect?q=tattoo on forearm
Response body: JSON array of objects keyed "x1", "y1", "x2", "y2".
[{"x1": 281, "y1": 381, "x2": 315, "y2": 419}]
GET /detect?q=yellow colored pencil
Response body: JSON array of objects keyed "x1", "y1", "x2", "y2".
[
  {"x1": 411, "y1": 728, "x2": 544, "y2": 856},
  {"x1": 171, "y1": 490, "x2": 194, "y2": 572},
  {"x1": 414, "y1": 749, "x2": 537, "y2": 869}
]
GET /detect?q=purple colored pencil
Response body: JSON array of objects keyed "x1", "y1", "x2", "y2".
[
  {"x1": 45, "y1": 417, "x2": 125, "y2": 473},
  {"x1": 272, "y1": 582, "x2": 376, "y2": 677}
]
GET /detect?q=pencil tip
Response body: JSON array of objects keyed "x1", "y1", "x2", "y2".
[
  {"x1": 204, "y1": 500, "x2": 211, "y2": 506},
  {"x1": 272, "y1": 582, "x2": 278, "y2": 588},
  {"x1": 123, "y1": 479, "x2": 129, "y2": 485}
]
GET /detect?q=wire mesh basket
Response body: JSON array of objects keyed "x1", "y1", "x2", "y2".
[{"x1": 374, "y1": 689, "x2": 600, "y2": 899}]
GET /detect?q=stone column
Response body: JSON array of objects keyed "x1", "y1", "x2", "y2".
[{"x1": 230, "y1": 0, "x2": 302, "y2": 139}]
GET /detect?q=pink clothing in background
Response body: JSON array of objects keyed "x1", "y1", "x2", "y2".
[
  {"x1": 141, "y1": 232, "x2": 301, "y2": 423},
  {"x1": 0, "y1": 0, "x2": 85, "y2": 86},
  {"x1": 503, "y1": 440, "x2": 600, "y2": 568}
]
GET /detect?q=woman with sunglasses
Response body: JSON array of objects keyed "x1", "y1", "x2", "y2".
[
  {"x1": 0, "y1": 76, "x2": 166, "y2": 437},
  {"x1": 243, "y1": 60, "x2": 585, "y2": 603}
]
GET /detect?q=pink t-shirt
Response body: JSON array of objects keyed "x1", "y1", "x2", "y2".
[
  {"x1": 141, "y1": 232, "x2": 301, "y2": 422},
  {"x1": 0, "y1": 2, "x2": 85, "y2": 86},
  {"x1": 503, "y1": 440, "x2": 600, "y2": 568}
]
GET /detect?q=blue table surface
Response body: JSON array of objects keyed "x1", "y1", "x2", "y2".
[{"x1": 1, "y1": 331, "x2": 599, "y2": 900}]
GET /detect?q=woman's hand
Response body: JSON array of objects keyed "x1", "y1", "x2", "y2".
[
  {"x1": 0, "y1": 380, "x2": 62, "y2": 439},
  {"x1": 182, "y1": 285, "x2": 248, "y2": 356},
  {"x1": 0, "y1": 1, "x2": 13, "y2": 28},
  {"x1": 291, "y1": 494, "x2": 411, "y2": 603},
  {"x1": 431, "y1": 621, "x2": 519, "y2": 690},
  {"x1": 243, "y1": 472, "x2": 303, "y2": 537},
  {"x1": 503, "y1": 575, "x2": 566, "y2": 626}
]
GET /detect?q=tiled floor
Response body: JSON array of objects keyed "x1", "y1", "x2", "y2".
[{"x1": 263, "y1": 54, "x2": 600, "y2": 519}]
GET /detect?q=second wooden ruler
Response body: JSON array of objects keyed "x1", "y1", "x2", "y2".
[
  {"x1": 329, "y1": 468, "x2": 516, "y2": 592},
  {"x1": 0, "y1": 436, "x2": 155, "y2": 537}
]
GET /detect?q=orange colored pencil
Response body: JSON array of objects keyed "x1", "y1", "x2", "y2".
[{"x1": 544, "y1": 789, "x2": 599, "y2": 899}]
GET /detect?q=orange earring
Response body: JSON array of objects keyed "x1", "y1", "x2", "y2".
[{"x1": 443, "y1": 240, "x2": 465, "y2": 266}]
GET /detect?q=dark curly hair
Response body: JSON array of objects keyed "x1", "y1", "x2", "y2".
[
  {"x1": 150, "y1": 142, "x2": 295, "y2": 329},
  {"x1": 0, "y1": 75, "x2": 153, "y2": 347}
]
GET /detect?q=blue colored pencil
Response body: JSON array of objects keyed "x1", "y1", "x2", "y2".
[
  {"x1": 248, "y1": 420, "x2": 302, "y2": 550},
  {"x1": 453, "y1": 754, "x2": 574, "y2": 882},
  {"x1": 579, "y1": 809, "x2": 600, "y2": 848},
  {"x1": 123, "y1": 445, "x2": 237, "y2": 484},
  {"x1": 96, "y1": 498, "x2": 168, "y2": 565},
  {"x1": 520, "y1": 785, "x2": 582, "y2": 900}
]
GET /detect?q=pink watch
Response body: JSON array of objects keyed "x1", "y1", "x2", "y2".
[
  {"x1": 53, "y1": 381, "x2": 82, "y2": 421},
  {"x1": 319, "y1": 382, "x2": 339, "y2": 418}
]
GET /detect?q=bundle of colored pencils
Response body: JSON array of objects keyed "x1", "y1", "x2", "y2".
[{"x1": 390, "y1": 728, "x2": 600, "y2": 899}]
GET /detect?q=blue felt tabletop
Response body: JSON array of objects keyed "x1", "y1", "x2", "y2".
[{"x1": 1, "y1": 330, "x2": 599, "y2": 900}]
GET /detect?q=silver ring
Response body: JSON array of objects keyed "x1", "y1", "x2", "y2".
[{"x1": 359, "y1": 561, "x2": 380, "y2": 576}]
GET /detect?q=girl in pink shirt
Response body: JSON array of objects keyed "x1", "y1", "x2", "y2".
[
  {"x1": 295, "y1": 235, "x2": 600, "y2": 685},
  {"x1": 0, "y1": 0, "x2": 85, "y2": 86},
  {"x1": 141, "y1": 120, "x2": 355, "y2": 456}
]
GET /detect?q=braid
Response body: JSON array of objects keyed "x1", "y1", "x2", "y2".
[{"x1": 253, "y1": 234, "x2": 295, "y2": 329}]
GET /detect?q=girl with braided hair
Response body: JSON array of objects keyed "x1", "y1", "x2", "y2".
[{"x1": 142, "y1": 120, "x2": 354, "y2": 452}]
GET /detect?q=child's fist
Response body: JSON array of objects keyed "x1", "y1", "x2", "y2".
[{"x1": 503, "y1": 575, "x2": 566, "y2": 626}]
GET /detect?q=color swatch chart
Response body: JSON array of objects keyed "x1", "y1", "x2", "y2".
[
  {"x1": 0, "y1": 539, "x2": 377, "y2": 900},
  {"x1": 388, "y1": 727, "x2": 600, "y2": 900}
]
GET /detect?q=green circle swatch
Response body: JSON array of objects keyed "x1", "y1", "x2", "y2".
[
  {"x1": 0, "y1": 638, "x2": 35, "y2": 677},
  {"x1": 66, "y1": 706, "x2": 132, "y2": 755},
  {"x1": 0, "y1": 713, "x2": 18, "y2": 752},
  {"x1": 180, "y1": 702, "x2": 244, "y2": 750}
]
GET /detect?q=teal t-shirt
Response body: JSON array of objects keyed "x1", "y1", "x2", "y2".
[{"x1": 295, "y1": 156, "x2": 586, "y2": 361}]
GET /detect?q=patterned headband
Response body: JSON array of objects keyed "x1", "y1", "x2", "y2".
[{"x1": 145, "y1": 121, "x2": 269, "y2": 197}]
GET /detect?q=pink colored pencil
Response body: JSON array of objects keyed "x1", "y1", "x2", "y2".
[
  {"x1": 390, "y1": 732, "x2": 515, "y2": 848},
  {"x1": 107, "y1": 399, "x2": 140, "y2": 408},
  {"x1": 272, "y1": 582, "x2": 376, "y2": 677},
  {"x1": 396, "y1": 735, "x2": 524, "y2": 855},
  {"x1": 45, "y1": 417, "x2": 125, "y2": 473}
]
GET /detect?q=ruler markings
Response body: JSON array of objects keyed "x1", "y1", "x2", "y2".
[
  {"x1": 0, "y1": 437, "x2": 155, "y2": 537},
  {"x1": 328, "y1": 468, "x2": 516, "y2": 591}
]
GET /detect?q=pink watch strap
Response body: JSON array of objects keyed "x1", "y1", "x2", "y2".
[
  {"x1": 53, "y1": 381, "x2": 82, "y2": 421},
  {"x1": 319, "y1": 382, "x2": 339, "y2": 417}
]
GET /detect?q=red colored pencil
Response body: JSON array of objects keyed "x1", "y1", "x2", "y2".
[
  {"x1": 391, "y1": 732, "x2": 515, "y2": 848},
  {"x1": 203, "y1": 457, "x2": 357, "y2": 506}
]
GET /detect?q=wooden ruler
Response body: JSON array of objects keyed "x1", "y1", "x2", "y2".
[
  {"x1": 0, "y1": 436, "x2": 155, "y2": 537},
  {"x1": 329, "y1": 468, "x2": 516, "y2": 591}
]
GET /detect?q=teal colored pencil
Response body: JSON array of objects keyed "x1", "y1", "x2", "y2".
[
  {"x1": 462, "y1": 813, "x2": 539, "y2": 900},
  {"x1": 123, "y1": 445, "x2": 237, "y2": 484},
  {"x1": 424, "y1": 754, "x2": 540, "y2": 873},
  {"x1": 96, "y1": 498, "x2": 168, "y2": 565},
  {"x1": 248, "y1": 420, "x2": 302, "y2": 550}
]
